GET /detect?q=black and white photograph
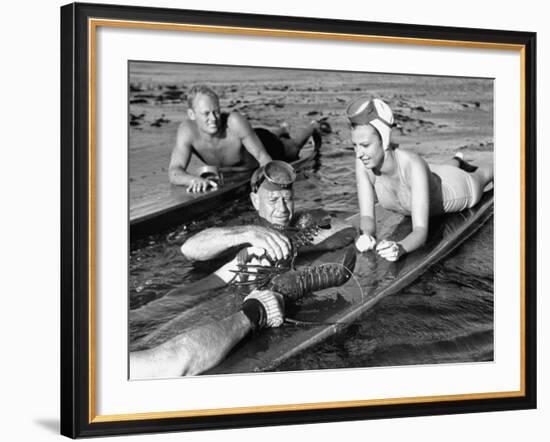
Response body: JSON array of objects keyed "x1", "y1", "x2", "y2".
[{"x1": 127, "y1": 61, "x2": 494, "y2": 379}]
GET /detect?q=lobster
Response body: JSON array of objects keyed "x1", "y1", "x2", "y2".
[
  {"x1": 267, "y1": 246, "x2": 357, "y2": 301},
  {"x1": 229, "y1": 211, "x2": 334, "y2": 285},
  {"x1": 231, "y1": 245, "x2": 357, "y2": 302}
]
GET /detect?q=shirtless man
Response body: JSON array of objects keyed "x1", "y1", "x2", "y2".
[
  {"x1": 168, "y1": 85, "x2": 325, "y2": 193},
  {"x1": 168, "y1": 84, "x2": 272, "y2": 193}
]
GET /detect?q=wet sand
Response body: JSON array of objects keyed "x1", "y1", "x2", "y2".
[{"x1": 129, "y1": 61, "x2": 494, "y2": 207}]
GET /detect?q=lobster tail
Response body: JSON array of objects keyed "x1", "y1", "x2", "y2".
[{"x1": 268, "y1": 246, "x2": 357, "y2": 301}]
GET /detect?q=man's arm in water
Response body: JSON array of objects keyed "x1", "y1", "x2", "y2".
[
  {"x1": 130, "y1": 290, "x2": 284, "y2": 378},
  {"x1": 180, "y1": 225, "x2": 292, "y2": 263},
  {"x1": 228, "y1": 112, "x2": 271, "y2": 166},
  {"x1": 168, "y1": 122, "x2": 218, "y2": 191}
]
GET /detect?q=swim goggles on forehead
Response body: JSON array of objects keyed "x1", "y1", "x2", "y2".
[
  {"x1": 346, "y1": 98, "x2": 393, "y2": 128},
  {"x1": 251, "y1": 160, "x2": 296, "y2": 193}
]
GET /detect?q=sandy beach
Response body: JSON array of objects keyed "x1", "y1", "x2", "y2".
[{"x1": 129, "y1": 62, "x2": 493, "y2": 212}]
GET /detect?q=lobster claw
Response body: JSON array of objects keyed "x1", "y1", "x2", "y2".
[
  {"x1": 340, "y1": 245, "x2": 357, "y2": 274},
  {"x1": 230, "y1": 246, "x2": 289, "y2": 287}
]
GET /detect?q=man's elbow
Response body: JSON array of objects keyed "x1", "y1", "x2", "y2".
[{"x1": 168, "y1": 168, "x2": 180, "y2": 185}]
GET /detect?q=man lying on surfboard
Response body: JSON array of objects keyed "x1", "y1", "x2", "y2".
[
  {"x1": 168, "y1": 84, "x2": 325, "y2": 193},
  {"x1": 347, "y1": 96, "x2": 494, "y2": 262}
]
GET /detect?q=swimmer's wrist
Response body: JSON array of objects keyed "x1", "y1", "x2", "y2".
[
  {"x1": 359, "y1": 216, "x2": 376, "y2": 237},
  {"x1": 359, "y1": 230, "x2": 376, "y2": 239}
]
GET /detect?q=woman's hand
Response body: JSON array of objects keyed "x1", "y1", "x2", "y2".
[
  {"x1": 355, "y1": 233, "x2": 377, "y2": 252},
  {"x1": 376, "y1": 240, "x2": 406, "y2": 262}
]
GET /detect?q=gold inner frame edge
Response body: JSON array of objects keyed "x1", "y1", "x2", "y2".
[{"x1": 87, "y1": 18, "x2": 527, "y2": 423}]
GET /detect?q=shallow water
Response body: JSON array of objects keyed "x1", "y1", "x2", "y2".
[
  {"x1": 129, "y1": 65, "x2": 494, "y2": 370},
  {"x1": 275, "y1": 221, "x2": 494, "y2": 371},
  {"x1": 129, "y1": 141, "x2": 494, "y2": 370}
]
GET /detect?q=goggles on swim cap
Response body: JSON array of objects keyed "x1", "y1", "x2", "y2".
[
  {"x1": 251, "y1": 160, "x2": 296, "y2": 193},
  {"x1": 346, "y1": 97, "x2": 395, "y2": 150},
  {"x1": 345, "y1": 97, "x2": 393, "y2": 128}
]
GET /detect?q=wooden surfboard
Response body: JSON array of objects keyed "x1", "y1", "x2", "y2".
[
  {"x1": 130, "y1": 190, "x2": 493, "y2": 375},
  {"x1": 130, "y1": 137, "x2": 320, "y2": 238},
  {"x1": 207, "y1": 190, "x2": 494, "y2": 374}
]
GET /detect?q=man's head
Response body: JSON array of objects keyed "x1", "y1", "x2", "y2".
[
  {"x1": 186, "y1": 85, "x2": 221, "y2": 135},
  {"x1": 250, "y1": 161, "x2": 296, "y2": 227}
]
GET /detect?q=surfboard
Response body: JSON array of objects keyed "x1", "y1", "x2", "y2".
[
  {"x1": 129, "y1": 189, "x2": 493, "y2": 375},
  {"x1": 130, "y1": 137, "x2": 320, "y2": 238},
  {"x1": 206, "y1": 189, "x2": 494, "y2": 374},
  {"x1": 129, "y1": 217, "x2": 358, "y2": 352}
]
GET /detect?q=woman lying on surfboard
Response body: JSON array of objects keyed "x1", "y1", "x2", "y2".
[{"x1": 347, "y1": 97, "x2": 493, "y2": 262}]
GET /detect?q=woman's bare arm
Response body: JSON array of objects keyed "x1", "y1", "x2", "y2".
[
  {"x1": 355, "y1": 159, "x2": 377, "y2": 236},
  {"x1": 399, "y1": 156, "x2": 430, "y2": 253}
]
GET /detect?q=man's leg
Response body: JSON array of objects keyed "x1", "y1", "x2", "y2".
[
  {"x1": 443, "y1": 152, "x2": 478, "y2": 173},
  {"x1": 279, "y1": 121, "x2": 324, "y2": 160}
]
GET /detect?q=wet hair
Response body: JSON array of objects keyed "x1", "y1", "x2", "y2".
[{"x1": 186, "y1": 84, "x2": 219, "y2": 109}]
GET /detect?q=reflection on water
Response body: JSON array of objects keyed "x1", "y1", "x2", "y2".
[{"x1": 275, "y1": 221, "x2": 494, "y2": 370}]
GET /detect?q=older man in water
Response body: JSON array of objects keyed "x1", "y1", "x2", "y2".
[
  {"x1": 168, "y1": 84, "x2": 323, "y2": 193},
  {"x1": 130, "y1": 161, "x2": 356, "y2": 377},
  {"x1": 180, "y1": 160, "x2": 356, "y2": 281}
]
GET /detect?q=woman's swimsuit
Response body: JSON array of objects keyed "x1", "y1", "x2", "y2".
[{"x1": 373, "y1": 149, "x2": 483, "y2": 216}]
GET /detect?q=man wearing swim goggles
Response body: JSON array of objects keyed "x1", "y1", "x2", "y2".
[
  {"x1": 180, "y1": 160, "x2": 355, "y2": 268},
  {"x1": 131, "y1": 166, "x2": 354, "y2": 377},
  {"x1": 249, "y1": 160, "x2": 296, "y2": 228},
  {"x1": 180, "y1": 161, "x2": 297, "y2": 263}
]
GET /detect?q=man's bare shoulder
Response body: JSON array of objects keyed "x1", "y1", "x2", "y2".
[
  {"x1": 226, "y1": 111, "x2": 254, "y2": 137},
  {"x1": 176, "y1": 118, "x2": 199, "y2": 142}
]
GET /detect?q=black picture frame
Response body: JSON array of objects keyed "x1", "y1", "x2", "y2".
[{"x1": 60, "y1": 2, "x2": 537, "y2": 438}]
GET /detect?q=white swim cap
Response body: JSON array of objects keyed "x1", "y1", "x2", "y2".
[{"x1": 346, "y1": 97, "x2": 394, "y2": 150}]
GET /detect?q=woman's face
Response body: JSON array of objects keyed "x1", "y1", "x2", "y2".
[{"x1": 351, "y1": 124, "x2": 385, "y2": 169}]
